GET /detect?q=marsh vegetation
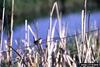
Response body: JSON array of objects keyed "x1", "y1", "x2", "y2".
[{"x1": 0, "y1": 0, "x2": 100, "y2": 67}]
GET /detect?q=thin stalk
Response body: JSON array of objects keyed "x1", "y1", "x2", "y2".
[
  {"x1": 28, "y1": 25, "x2": 37, "y2": 41},
  {"x1": 0, "y1": 0, "x2": 5, "y2": 64},
  {"x1": 0, "y1": 0, "x2": 5, "y2": 50},
  {"x1": 88, "y1": 12, "x2": 90, "y2": 36},
  {"x1": 25, "y1": 19, "x2": 28, "y2": 47},
  {"x1": 50, "y1": 2, "x2": 60, "y2": 36},
  {"x1": 75, "y1": 34, "x2": 81, "y2": 63},
  {"x1": 9, "y1": 0, "x2": 14, "y2": 66},
  {"x1": 81, "y1": 10, "x2": 85, "y2": 43},
  {"x1": 48, "y1": 2, "x2": 60, "y2": 67},
  {"x1": 28, "y1": 24, "x2": 30, "y2": 48}
]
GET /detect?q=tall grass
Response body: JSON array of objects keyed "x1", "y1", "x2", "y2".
[
  {"x1": 0, "y1": 0, "x2": 100, "y2": 67},
  {"x1": 9, "y1": 0, "x2": 14, "y2": 61},
  {"x1": 0, "y1": 0, "x2": 5, "y2": 48}
]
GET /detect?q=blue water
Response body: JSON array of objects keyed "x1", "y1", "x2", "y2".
[
  {"x1": 14, "y1": 12, "x2": 100, "y2": 40},
  {"x1": 2, "y1": 12, "x2": 100, "y2": 49}
]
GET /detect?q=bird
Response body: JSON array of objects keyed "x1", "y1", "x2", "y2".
[{"x1": 34, "y1": 38, "x2": 42, "y2": 45}]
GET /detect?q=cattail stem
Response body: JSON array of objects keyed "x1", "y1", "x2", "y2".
[
  {"x1": 25, "y1": 19, "x2": 28, "y2": 48},
  {"x1": 87, "y1": 12, "x2": 90, "y2": 36},
  {"x1": 0, "y1": 0, "x2": 5, "y2": 64},
  {"x1": 9, "y1": 0, "x2": 14, "y2": 66},
  {"x1": 0, "y1": 0, "x2": 5, "y2": 50},
  {"x1": 81, "y1": 10, "x2": 85, "y2": 43}
]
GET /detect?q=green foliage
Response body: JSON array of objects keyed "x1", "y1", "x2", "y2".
[
  {"x1": 68, "y1": 41, "x2": 77, "y2": 56},
  {"x1": 1, "y1": 60, "x2": 9, "y2": 67}
]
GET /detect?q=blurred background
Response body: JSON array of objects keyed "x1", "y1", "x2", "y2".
[{"x1": 0, "y1": 0, "x2": 100, "y2": 26}]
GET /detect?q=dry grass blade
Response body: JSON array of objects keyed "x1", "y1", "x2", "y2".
[
  {"x1": 50, "y1": 2, "x2": 61, "y2": 34},
  {"x1": 51, "y1": 19, "x2": 57, "y2": 39},
  {"x1": 25, "y1": 20, "x2": 28, "y2": 47},
  {"x1": 9, "y1": 0, "x2": 14, "y2": 66},
  {"x1": 81, "y1": 10, "x2": 85, "y2": 43},
  {"x1": 0, "y1": 0, "x2": 5, "y2": 49},
  {"x1": 28, "y1": 25, "x2": 38, "y2": 41},
  {"x1": 0, "y1": 0, "x2": 5, "y2": 63},
  {"x1": 47, "y1": 19, "x2": 57, "y2": 67},
  {"x1": 75, "y1": 33, "x2": 81, "y2": 63},
  {"x1": 48, "y1": 2, "x2": 60, "y2": 67}
]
